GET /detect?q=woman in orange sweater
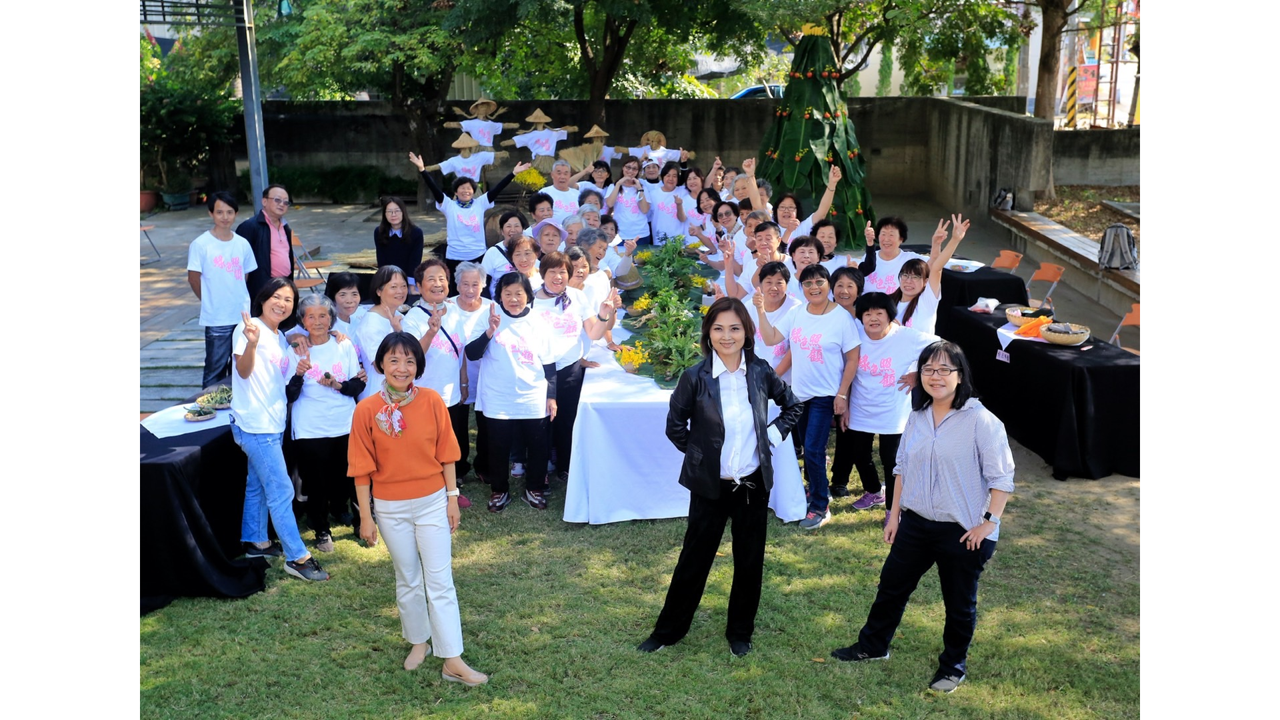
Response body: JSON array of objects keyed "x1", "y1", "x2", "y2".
[{"x1": 348, "y1": 331, "x2": 488, "y2": 685}]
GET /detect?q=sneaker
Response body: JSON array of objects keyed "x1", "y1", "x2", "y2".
[
  {"x1": 729, "y1": 640, "x2": 752, "y2": 657},
  {"x1": 510, "y1": 462, "x2": 525, "y2": 478},
  {"x1": 831, "y1": 485, "x2": 851, "y2": 498},
  {"x1": 243, "y1": 541, "x2": 283, "y2": 559},
  {"x1": 284, "y1": 556, "x2": 330, "y2": 581},
  {"x1": 523, "y1": 489, "x2": 548, "y2": 510},
  {"x1": 928, "y1": 672, "x2": 965, "y2": 693},
  {"x1": 488, "y1": 492, "x2": 510, "y2": 513},
  {"x1": 799, "y1": 509, "x2": 831, "y2": 530},
  {"x1": 636, "y1": 636, "x2": 666, "y2": 653},
  {"x1": 831, "y1": 644, "x2": 890, "y2": 662},
  {"x1": 852, "y1": 492, "x2": 886, "y2": 510},
  {"x1": 314, "y1": 532, "x2": 335, "y2": 553}
]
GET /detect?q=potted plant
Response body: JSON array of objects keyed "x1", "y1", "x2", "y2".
[{"x1": 162, "y1": 170, "x2": 193, "y2": 211}]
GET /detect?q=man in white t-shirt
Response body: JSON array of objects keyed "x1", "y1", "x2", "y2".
[
  {"x1": 539, "y1": 160, "x2": 581, "y2": 224},
  {"x1": 188, "y1": 191, "x2": 259, "y2": 390}
]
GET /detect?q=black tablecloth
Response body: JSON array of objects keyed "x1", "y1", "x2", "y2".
[
  {"x1": 939, "y1": 306, "x2": 1139, "y2": 480},
  {"x1": 140, "y1": 424, "x2": 265, "y2": 614}
]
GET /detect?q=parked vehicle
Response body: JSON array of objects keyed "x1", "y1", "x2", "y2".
[{"x1": 730, "y1": 85, "x2": 785, "y2": 99}]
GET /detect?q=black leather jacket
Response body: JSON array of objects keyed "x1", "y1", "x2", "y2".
[
  {"x1": 236, "y1": 210, "x2": 296, "y2": 301},
  {"x1": 666, "y1": 353, "x2": 803, "y2": 500}
]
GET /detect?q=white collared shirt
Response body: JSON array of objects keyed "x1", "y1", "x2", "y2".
[{"x1": 712, "y1": 352, "x2": 760, "y2": 482}]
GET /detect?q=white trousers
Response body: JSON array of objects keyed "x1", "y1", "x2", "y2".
[{"x1": 375, "y1": 489, "x2": 464, "y2": 657}]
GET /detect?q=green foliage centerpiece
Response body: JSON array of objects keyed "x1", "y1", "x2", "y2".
[
  {"x1": 617, "y1": 239, "x2": 718, "y2": 387},
  {"x1": 756, "y1": 31, "x2": 876, "y2": 250}
]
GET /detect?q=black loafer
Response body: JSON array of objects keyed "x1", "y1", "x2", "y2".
[
  {"x1": 831, "y1": 486, "x2": 851, "y2": 498},
  {"x1": 729, "y1": 640, "x2": 752, "y2": 657},
  {"x1": 636, "y1": 636, "x2": 666, "y2": 653}
]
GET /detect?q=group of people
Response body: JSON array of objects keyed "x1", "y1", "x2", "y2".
[{"x1": 182, "y1": 145, "x2": 1014, "y2": 690}]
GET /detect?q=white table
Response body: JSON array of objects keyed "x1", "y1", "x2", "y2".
[{"x1": 563, "y1": 341, "x2": 807, "y2": 525}]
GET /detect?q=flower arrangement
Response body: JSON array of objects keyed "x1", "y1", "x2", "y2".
[
  {"x1": 615, "y1": 342, "x2": 649, "y2": 372},
  {"x1": 631, "y1": 293, "x2": 653, "y2": 312},
  {"x1": 514, "y1": 167, "x2": 546, "y2": 192},
  {"x1": 632, "y1": 250, "x2": 654, "y2": 265}
]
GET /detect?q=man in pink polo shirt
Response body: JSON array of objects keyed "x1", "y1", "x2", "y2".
[{"x1": 237, "y1": 184, "x2": 297, "y2": 299}]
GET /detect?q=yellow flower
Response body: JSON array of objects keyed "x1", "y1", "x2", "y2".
[
  {"x1": 514, "y1": 168, "x2": 546, "y2": 191},
  {"x1": 699, "y1": 304, "x2": 710, "y2": 315},
  {"x1": 616, "y1": 342, "x2": 649, "y2": 368},
  {"x1": 633, "y1": 250, "x2": 654, "y2": 265},
  {"x1": 632, "y1": 293, "x2": 653, "y2": 312}
]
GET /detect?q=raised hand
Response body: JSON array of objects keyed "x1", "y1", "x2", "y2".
[
  {"x1": 486, "y1": 302, "x2": 501, "y2": 337},
  {"x1": 781, "y1": 215, "x2": 800, "y2": 232},
  {"x1": 609, "y1": 288, "x2": 623, "y2": 310},
  {"x1": 711, "y1": 283, "x2": 726, "y2": 301},
  {"x1": 295, "y1": 351, "x2": 312, "y2": 377},
  {"x1": 742, "y1": 157, "x2": 756, "y2": 175},
  {"x1": 408, "y1": 151, "x2": 426, "y2": 172},
  {"x1": 864, "y1": 220, "x2": 876, "y2": 248},
  {"x1": 827, "y1": 165, "x2": 843, "y2": 187},
  {"x1": 623, "y1": 237, "x2": 637, "y2": 256},
  {"x1": 427, "y1": 306, "x2": 445, "y2": 335},
  {"x1": 711, "y1": 156, "x2": 723, "y2": 172},
  {"x1": 752, "y1": 291, "x2": 765, "y2": 311},
  {"x1": 931, "y1": 218, "x2": 950, "y2": 251},
  {"x1": 674, "y1": 195, "x2": 684, "y2": 207},
  {"x1": 240, "y1": 311, "x2": 259, "y2": 345},
  {"x1": 950, "y1": 213, "x2": 970, "y2": 242},
  {"x1": 389, "y1": 312, "x2": 402, "y2": 333},
  {"x1": 513, "y1": 161, "x2": 532, "y2": 174},
  {"x1": 717, "y1": 236, "x2": 734, "y2": 256},
  {"x1": 679, "y1": 148, "x2": 689, "y2": 163}
]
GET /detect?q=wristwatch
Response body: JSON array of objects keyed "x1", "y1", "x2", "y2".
[
  {"x1": 983, "y1": 511, "x2": 1000, "y2": 526},
  {"x1": 446, "y1": 490, "x2": 461, "y2": 498}
]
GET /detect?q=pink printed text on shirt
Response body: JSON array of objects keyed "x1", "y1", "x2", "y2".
[{"x1": 859, "y1": 355, "x2": 897, "y2": 387}]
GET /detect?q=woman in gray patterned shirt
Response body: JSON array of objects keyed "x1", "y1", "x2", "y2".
[{"x1": 829, "y1": 340, "x2": 1014, "y2": 695}]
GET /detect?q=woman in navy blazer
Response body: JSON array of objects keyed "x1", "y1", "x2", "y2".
[{"x1": 637, "y1": 297, "x2": 803, "y2": 657}]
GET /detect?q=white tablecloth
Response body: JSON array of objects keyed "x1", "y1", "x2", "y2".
[
  {"x1": 141, "y1": 403, "x2": 232, "y2": 439},
  {"x1": 563, "y1": 343, "x2": 807, "y2": 525}
]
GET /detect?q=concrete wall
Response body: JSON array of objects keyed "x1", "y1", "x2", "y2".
[
  {"x1": 925, "y1": 99, "x2": 1054, "y2": 214},
  {"x1": 1052, "y1": 127, "x2": 1140, "y2": 186},
  {"x1": 963, "y1": 96, "x2": 1028, "y2": 114}
]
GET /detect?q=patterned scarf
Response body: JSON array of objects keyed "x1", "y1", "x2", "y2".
[
  {"x1": 544, "y1": 287, "x2": 571, "y2": 310},
  {"x1": 375, "y1": 382, "x2": 417, "y2": 438}
]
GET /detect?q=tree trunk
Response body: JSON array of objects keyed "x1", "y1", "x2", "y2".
[
  {"x1": 397, "y1": 63, "x2": 455, "y2": 210},
  {"x1": 1034, "y1": 0, "x2": 1069, "y2": 123}
]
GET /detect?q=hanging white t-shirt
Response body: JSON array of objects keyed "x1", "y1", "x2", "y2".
[
  {"x1": 610, "y1": 186, "x2": 649, "y2": 238},
  {"x1": 746, "y1": 295, "x2": 801, "y2": 384},
  {"x1": 187, "y1": 231, "x2": 258, "y2": 327},
  {"x1": 437, "y1": 195, "x2": 493, "y2": 260},
  {"x1": 599, "y1": 146, "x2": 625, "y2": 164},
  {"x1": 402, "y1": 304, "x2": 469, "y2": 406},
  {"x1": 437, "y1": 151, "x2": 495, "y2": 183},
  {"x1": 515, "y1": 129, "x2": 568, "y2": 159},
  {"x1": 897, "y1": 284, "x2": 942, "y2": 335},
  {"x1": 539, "y1": 185, "x2": 581, "y2": 224},
  {"x1": 287, "y1": 337, "x2": 361, "y2": 440},
  {"x1": 476, "y1": 311, "x2": 557, "y2": 420},
  {"x1": 447, "y1": 297, "x2": 495, "y2": 406},
  {"x1": 647, "y1": 186, "x2": 687, "y2": 244},
  {"x1": 629, "y1": 145, "x2": 680, "y2": 164},
  {"x1": 533, "y1": 288, "x2": 592, "y2": 370},
  {"x1": 770, "y1": 305, "x2": 861, "y2": 402},
  {"x1": 230, "y1": 318, "x2": 291, "y2": 434},
  {"x1": 864, "y1": 250, "x2": 928, "y2": 295},
  {"x1": 849, "y1": 324, "x2": 939, "y2": 434},
  {"x1": 459, "y1": 119, "x2": 505, "y2": 147},
  {"x1": 354, "y1": 310, "x2": 402, "y2": 400}
]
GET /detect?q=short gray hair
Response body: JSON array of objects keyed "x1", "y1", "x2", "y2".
[
  {"x1": 296, "y1": 292, "x2": 336, "y2": 328},
  {"x1": 455, "y1": 260, "x2": 487, "y2": 284},
  {"x1": 562, "y1": 214, "x2": 584, "y2": 231},
  {"x1": 576, "y1": 227, "x2": 606, "y2": 250},
  {"x1": 552, "y1": 159, "x2": 571, "y2": 172}
]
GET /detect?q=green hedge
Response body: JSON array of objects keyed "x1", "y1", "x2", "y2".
[{"x1": 237, "y1": 165, "x2": 418, "y2": 204}]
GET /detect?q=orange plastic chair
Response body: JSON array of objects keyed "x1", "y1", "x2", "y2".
[
  {"x1": 1109, "y1": 303, "x2": 1140, "y2": 355},
  {"x1": 289, "y1": 234, "x2": 327, "y2": 292},
  {"x1": 1026, "y1": 262, "x2": 1065, "y2": 309},
  {"x1": 990, "y1": 250, "x2": 1022, "y2": 272}
]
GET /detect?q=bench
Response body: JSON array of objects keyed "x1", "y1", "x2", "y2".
[{"x1": 989, "y1": 209, "x2": 1138, "y2": 316}]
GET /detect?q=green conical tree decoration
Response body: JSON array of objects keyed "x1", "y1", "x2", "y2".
[{"x1": 758, "y1": 33, "x2": 876, "y2": 251}]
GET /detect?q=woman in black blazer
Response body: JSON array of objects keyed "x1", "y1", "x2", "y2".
[
  {"x1": 373, "y1": 197, "x2": 425, "y2": 294},
  {"x1": 637, "y1": 297, "x2": 803, "y2": 658}
]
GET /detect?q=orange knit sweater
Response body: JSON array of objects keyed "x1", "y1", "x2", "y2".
[{"x1": 347, "y1": 388, "x2": 462, "y2": 501}]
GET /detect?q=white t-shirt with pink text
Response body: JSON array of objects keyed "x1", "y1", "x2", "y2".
[
  {"x1": 646, "y1": 186, "x2": 687, "y2": 244},
  {"x1": 746, "y1": 294, "x2": 801, "y2": 384},
  {"x1": 437, "y1": 151, "x2": 495, "y2": 183},
  {"x1": 897, "y1": 284, "x2": 941, "y2": 335},
  {"x1": 848, "y1": 324, "x2": 938, "y2": 434},
  {"x1": 610, "y1": 186, "x2": 649, "y2": 238},
  {"x1": 287, "y1": 337, "x2": 360, "y2": 440},
  {"x1": 863, "y1": 249, "x2": 928, "y2": 295},
  {"x1": 187, "y1": 231, "x2": 258, "y2": 327},
  {"x1": 437, "y1": 195, "x2": 494, "y2": 260},
  {"x1": 769, "y1": 305, "x2": 861, "y2": 401},
  {"x1": 230, "y1": 319, "x2": 291, "y2": 434},
  {"x1": 514, "y1": 129, "x2": 568, "y2": 158},
  {"x1": 459, "y1": 119, "x2": 505, "y2": 147},
  {"x1": 539, "y1": 185, "x2": 581, "y2": 224},
  {"x1": 475, "y1": 312, "x2": 557, "y2": 420},
  {"x1": 533, "y1": 287, "x2": 592, "y2": 370}
]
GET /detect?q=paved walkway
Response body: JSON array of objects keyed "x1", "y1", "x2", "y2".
[{"x1": 139, "y1": 196, "x2": 1132, "y2": 413}]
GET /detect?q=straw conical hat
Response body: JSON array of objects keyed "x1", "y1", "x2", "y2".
[
  {"x1": 451, "y1": 133, "x2": 480, "y2": 149},
  {"x1": 640, "y1": 130, "x2": 667, "y2": 148},
  {"x1": 583, "y1": 124, "x2": 609, "y2": 139},
  {"x1": 469, "y1": 97, "x2": 497, "y2": 116},
  {"x1": 526, "y1": 108, "x2": 553, "y2": 123}
]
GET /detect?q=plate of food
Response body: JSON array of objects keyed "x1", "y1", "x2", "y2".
[
  {"x1": 946, "y1": 258, "x2": 985, "y2": 273},
  {"x1": 197, "y1": 386, "x2": 232, "y2": 410},
  {"x1": 184, "y1": 404, "x2": 217, "y2": 422}
]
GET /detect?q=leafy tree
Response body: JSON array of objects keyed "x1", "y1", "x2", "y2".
[
  {"x1": 448, "y1": 0, "x2": 763, "y2": 125},
  {"x1": 895, "y1": 1, "x2": 1026, "y2": 96}
]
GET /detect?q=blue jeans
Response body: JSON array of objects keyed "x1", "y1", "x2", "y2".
[
  {"x1": 793, "y1": 396, "x2": 835, "y2": 514},
  {"x1": 202, "y1": 324, "x2": 236, "y2": 389},
  {"x1": 230, "y1": 422, "x2": 308, "y2": 562}
]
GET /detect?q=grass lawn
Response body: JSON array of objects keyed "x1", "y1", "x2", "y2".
[{"x1": 140, "y1": 439, "x2": 1139, "y2": 719}]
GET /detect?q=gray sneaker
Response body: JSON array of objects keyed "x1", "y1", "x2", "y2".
[
  {"x1": 928, "y1": 672, "x2": 965, "y2": 693},
  {"x1": 284, "y1": 556, "x2": 330, "y2": 581},
  {"x1": 315, "y1": 532, "x2": 335, "y2": 553},
  {"x1": 799, "y1": 509, "x2": 831, "y2": 530}
]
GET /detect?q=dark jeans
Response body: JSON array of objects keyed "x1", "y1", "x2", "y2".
[
  {"x1": 202, "y1": 324, "x2": 235, "y2": 390},
  {"x1": 293, "y1": 435, "x2": 359, "y2": 537},
  {"x1": 792, "y1": 396, "x2": 835, "y2": 514},
  {"x1": 833, "y1": 430, "x2": 901, "y2": 500},
  {"x1": 651, "y1": 472, "x2": 768, "y2": 645},
  {"x1": 447, "y1": 402, "x2": 472, "y2": 481},
  {"x1": 855, "y1": 510, "x2": 997, "y2": 677},
  {"x1": 551, "y1": 361, "x2": 586, "y2": 477},
  {"x1": 487, "y1": 417, "x2": 550, "y2": 494}
]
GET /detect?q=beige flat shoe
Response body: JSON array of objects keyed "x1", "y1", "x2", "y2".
[
  {"x1": 403, "y1": 644, "x2": 431, "y2": 671},
  {"x1": 441, "y1": 667, "x2": 489, "y2": 687}
]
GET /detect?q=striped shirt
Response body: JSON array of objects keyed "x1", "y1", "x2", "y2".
[{"x1": 893, "y1": 399, "x2": 1015, "y2": 541}]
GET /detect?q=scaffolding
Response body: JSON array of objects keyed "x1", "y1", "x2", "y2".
[{"x1": 1056, "y1": 0, "x2": 1140, "y2": 129}]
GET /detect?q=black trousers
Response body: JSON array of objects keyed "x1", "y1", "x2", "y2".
[
  {"x1": 855, "y1": 510, "x2": 996, "y2": 677},
  {"x1": 447, "y1": 401, "x2": 472, "y2": 481},
  {"x1": 473, "y1": 409, "x2": 491, "y2": 479},
  {"x1": 486, "y1": 417, "x2": 550, "y2": 494},
  {"x1": 293, "y1": 435, "x2": 358, "y2": 536},
  {"x1": 551, "y1": 361, "x2": 586, "y2": 477},
  {"x1": 651, "y1": 471, "x2": 768, "y2": 645},
  {"x1": 833, "y1": 430, "x2": 901, "y2": 501}
]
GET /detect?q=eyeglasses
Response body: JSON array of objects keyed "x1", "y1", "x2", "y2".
[
  {"x1": 801, "y1": 280, "x2": 828, "y2": 289},
  {"x1": 899, "y1": 274, "x2": 924, "y2": 281},
  {"x1": 267, "y1": 197, "x2": 290, "y2": 206},
  {"x1": 920, "y1": 366, "x2": 957, "y2": 376},
  {"x1": 716, "y1": 212, "x2": 736, "y2": 219}
]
